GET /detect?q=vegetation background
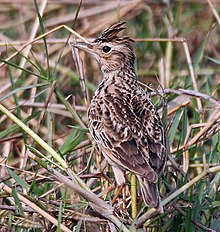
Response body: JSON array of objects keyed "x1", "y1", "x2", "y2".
[{"x1": 0, "y1": 0, "x2": 219, "y2": 231}]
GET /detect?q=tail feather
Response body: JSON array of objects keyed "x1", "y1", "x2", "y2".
[{"x1": 137, "y1": 176, "x2": 163, "y2": 213}]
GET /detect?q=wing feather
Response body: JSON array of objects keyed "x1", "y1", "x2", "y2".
[{"x1": 89, "y1": 86, "x2": 166, "y2": 182}]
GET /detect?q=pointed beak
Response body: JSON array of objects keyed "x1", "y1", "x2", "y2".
[{"x1": 72, "y1": 42, "x2": 93, "y2": 55}]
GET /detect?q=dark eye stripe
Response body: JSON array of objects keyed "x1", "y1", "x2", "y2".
[{"x1": 102, "y1": 46, "x2": 111, "y2": 53}]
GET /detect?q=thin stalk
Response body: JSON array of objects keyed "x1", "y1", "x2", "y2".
[{"x1": 131, "y1": 174, "x2": 137, "y2": 220}]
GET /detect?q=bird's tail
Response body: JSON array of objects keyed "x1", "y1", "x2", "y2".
[{"x1": 137, "y1": 176, "x2": 163, "y2": 213}]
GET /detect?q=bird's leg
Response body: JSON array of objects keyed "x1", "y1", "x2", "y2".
[
  {"x1": 111, "y1": 166, "x2": 126, "y2": 206},
  {"x1": 112, "y1": 166, "x2": 125, "y2": 186},
  {"x1": 111, "y1": 184, "x2": 125, "y2": 205},
  {"x1": 122, "y1": 185, "x2": 127, "y2": 211}
]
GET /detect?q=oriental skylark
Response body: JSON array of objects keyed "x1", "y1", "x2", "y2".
[{"x1": 73, "y1": 22, "x2": 166, "y2": 212}]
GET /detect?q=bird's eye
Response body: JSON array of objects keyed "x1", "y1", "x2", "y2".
[{"x1": 102, "y1": 46, "x2": 111, "y2": 53}]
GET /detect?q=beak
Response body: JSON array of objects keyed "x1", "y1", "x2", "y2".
[{"x1": 72, "y1": 42, "x2": 94, "y2": 55}]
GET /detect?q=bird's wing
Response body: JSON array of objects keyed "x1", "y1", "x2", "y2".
[
  {"x1": 131, "y1": 93, "x2": 166, "y2": 176},
  {"x1": 89, "y1": 90, "x2": 166, "y2": 183}
]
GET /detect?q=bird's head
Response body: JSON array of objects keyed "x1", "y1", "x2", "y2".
[{"x1": 73, "y1": 22, "x2": 135, "y2": 73}]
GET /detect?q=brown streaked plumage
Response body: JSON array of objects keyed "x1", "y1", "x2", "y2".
[{"x1": 73, "y1": 22, "x2": 166, "y2": 212}]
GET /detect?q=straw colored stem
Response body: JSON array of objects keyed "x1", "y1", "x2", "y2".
[{"x1": 130, "y1": 174, "x2": 137, "y2": 220}]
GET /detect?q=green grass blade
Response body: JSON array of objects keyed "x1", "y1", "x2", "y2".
[
  {"x1": 12, "y1": 188, "x2": 24, "y2": 215},
  {"x1": 69, "y1": 126, "x2": 89, "y2": 133},
  {"x1": 34, "y1": 0, "x2": 51, "y2": 82},
  {"x1": 76, "y1": 220, "x2": 82, "y2": 232},
  {"x1": 168, "y1": 108, "x2": 184, "y2": 145},
  {"x1": 25, "y1": 145, "x2": 49, "y2": 170},
  {"x1": 56, "y1": 201, "x2": 63, "y2": 232},
  {"x1": 0, "y1": 57, "x2": 47, "y2": 80},
  {"x1": 59, "y1": 130, "x2": 85, "y2": 155},
  {"x1": 206, "y1": 56, "x2": 220, "y2": 65},
  {"x1": 8, "y1": 66, "x2": 20, "y2": 117},
  {"x1": 15, "y1": 48, "x2": 42, "y2": 74},
  {"x1": 27, "y1": 145, "x2": 63, "y2": 170},
  {"x1": 193, "y1": 30, "x2": 210, "y2": 70},
  {"x1": 6, "y1": 167, "x2": 30, "y2": 190},
  {"x1": 72, "y1": 0, "x2": 82, "y2": 29},
  {"x1": 0, "y1": 82, "x2": 48, "y2": 102},
  {"x1": 0, "y1": 111, "x2": 40, "y2": 139},
  {"x1": 55, "y1": 87, "x2": 86, "y2": 129}
]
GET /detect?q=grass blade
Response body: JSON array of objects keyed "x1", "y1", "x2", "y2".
[{"x1": 6, "y1": 167, "x2": 30, "y2": 190}]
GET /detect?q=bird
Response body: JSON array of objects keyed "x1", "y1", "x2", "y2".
[{"x1": 73, "y1": 22, "x2": 166, "y2": 212}]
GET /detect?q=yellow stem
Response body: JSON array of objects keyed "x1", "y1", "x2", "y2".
[{"x1": 131, "y1": 174, "x2": 137, "y2": 219}]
